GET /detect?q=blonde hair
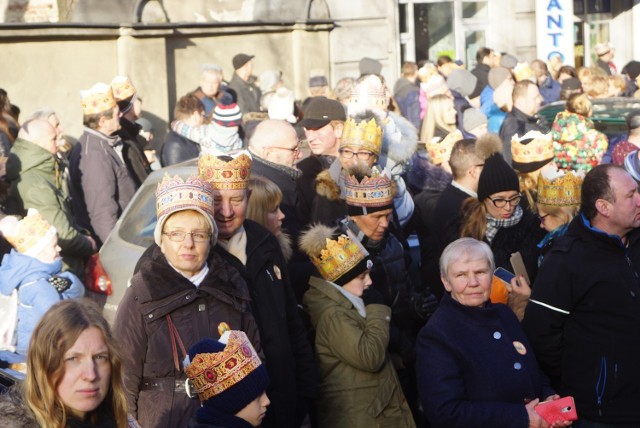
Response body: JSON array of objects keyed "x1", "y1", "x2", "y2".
[
  {"x1": 584, "y1": 76, "x2": 609, "y2": 98},
  {"x1": 24, "y1": 299, "x2": 129, "y2": 428},
  {"x1": 518, "y1": 171, "x2": 539, "y2": 212},
  {"x1": 420, "y1": 94, "x2": 457, "y2": 144},
  {"x1": 459, "y1": 197, "x2": 488, "y2": 241},
  {"x1": 566, "y1": 93, "x2": 592, "y2": 116},
  {"x1": 247, "y1": 175, "x2": 282, "y2": 229},
  {"x1": 537, "y1": 203, "x2": 579, "y2": 224}
]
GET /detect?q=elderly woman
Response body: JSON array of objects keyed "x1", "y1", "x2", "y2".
[
  {"x1": 301, "y1": 224, "x2": 415, "y2": 428},
  {"x1": 114, "y1": 174, "x2": 261, "y2": 428},
  {"x1": 416, "y1": 238, "x2": 572, "y2": 428},
  {"x1": 0, "y1": 299, "x2": 140, "y2": 427}
]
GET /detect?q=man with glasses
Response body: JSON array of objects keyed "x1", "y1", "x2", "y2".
[{"x1": 523, "y1": 164, "x2": 640, "y2": 428}]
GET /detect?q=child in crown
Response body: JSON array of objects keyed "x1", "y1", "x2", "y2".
[{"x1": 0, "y1": 209, "x2": 84, "y2": 358}]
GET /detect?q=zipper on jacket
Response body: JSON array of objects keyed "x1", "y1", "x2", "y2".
[
  {"x1": 596, "y1": 356, "x2": 607, "y2": 417},
  {"x1": 625, "y1": 256, "x2": 639, "y2": 297}
]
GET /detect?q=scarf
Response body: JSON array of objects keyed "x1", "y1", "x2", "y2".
[
  {"x1": 537, "y1": 223, "x2": 569, "y2": 266},
  {"x1": 218, "y1": 227, "x2": 248, "y2": 265},
  {"x1": 195, "y1": 405, "x2": 255, "y2": 428},
  {"x1": 329, "y1": 280, "x2": 367, "y2": 318},
  {"x1": 251, "y1": 152, "x2": 302, "y2": 180},
  {"x1": 484, "y1": 205, "x2": 523, "y2": 244}
]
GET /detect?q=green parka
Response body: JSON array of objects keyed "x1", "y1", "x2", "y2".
[
  {"x1": 303, "y1": 276, "x2": 415, "y2": 428},
  {"x1": 6, "y1": 138, "x2": 93, "y2": 275}
]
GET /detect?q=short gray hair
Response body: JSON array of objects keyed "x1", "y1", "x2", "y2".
[{"x1": 439, "y1": 237, "x2": 494, "y2": 278}]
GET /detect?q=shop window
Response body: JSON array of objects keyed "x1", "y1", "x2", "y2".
[{"x1": 413, "y1": 1, "x2": 455, "y2": 63}]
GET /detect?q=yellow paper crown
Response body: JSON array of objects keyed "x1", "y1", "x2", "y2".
[
  {"x1": 2, "y1": 209, "x2": 56, "y2": 256},
  {"x1": 343, "y1": 167, "x2": 394, "y2": 211},
  {"x1": 311, "y1": 233, "x2": 369, "y2": 283},
  {"x1": 511, "y1": 131, "x2": 554, "y2": 165},
  {"x1": 340, "y1": 117, "x2": 383, "y2": 155},
  {"x1": 185, "y1": 331, "x2": 263, "y2": 402},
  {"x1": 198, "y1": 152, "x2": 252, "y2": 190},
  {"x1": 537, "y1": 170, "x2": 583, "y2": 206},
  {"x1": 155, "y1": 174, "x2": 215, "y2": 220},
  {"x1": 110, "y1": 75, "x2": 136, "y2": 101},
  {"x1": 348, "y1": 75, "x2": 388, "y2": 113},
  {"x1": 425, "y1": 130, "x2": 463, "y2": 166},
  {"x1": 514, "y1": 63, "x2": 535, "y2": 82},
  {"x1": 80, "y1": 83, "x2": 117, "y2": 115}
]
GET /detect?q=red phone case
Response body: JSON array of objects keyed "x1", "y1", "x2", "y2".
[{"x1": 534, "y1": 396, "x2": 578, "y2": 424}]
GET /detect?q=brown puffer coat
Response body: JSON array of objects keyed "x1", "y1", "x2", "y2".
[{"x1": 114, "y1": 244, "x2": 261, "y2": 428}]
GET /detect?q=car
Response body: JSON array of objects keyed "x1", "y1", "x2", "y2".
[
  {"x1": 85, "y1": 159, "x2": 199, "y2": 324},
  {"x1": 538, "y1": 97, "x2": 640, "y2": 139}
]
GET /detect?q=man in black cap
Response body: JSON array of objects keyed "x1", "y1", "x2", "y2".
[
  {"x1": 228, "y1": 53, "x2": 261, "y2": 115},
  {"x1": 296, "y1": 97, "x2": 346, "y2": 225}
]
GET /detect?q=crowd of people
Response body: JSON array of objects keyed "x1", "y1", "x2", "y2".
[{"x1": 1, "y1": 45, "x2": 640, "y2": 428}]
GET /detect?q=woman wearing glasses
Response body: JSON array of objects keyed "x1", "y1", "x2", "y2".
[
  {"x1": 113, "y1": 174, "x2": 261, "y2": 428},
  {"x1": 460, "y1": 150, "x2": 546, "y2": 285}
]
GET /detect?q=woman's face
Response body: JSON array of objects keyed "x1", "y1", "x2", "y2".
[
  {"x1": 536, "y1": 206, "x2": 567, "y2": 233},
  {"x1": 36, "y1": 235, "x2": 61, "y2": 264},
  {"x1": 265, "y1": 205, "x2": 285, "y2": 237},
  {"x1": 235, "y1": 391, "x2": 271, "y2": 427},
  {"x1": 160, "y1": 211, "x2": 211, "y2": 277},
  {"x1": 56, "y1": 327, "x2": 111, "y2": 421},
  {"x1": 442, "y1": 99, "x2": 457, "y2": 125},
  {"x1": 342, "y1": 270, "x2": 372, "y2": 297},
  {"x1": 442, "y1": 256, "x2": 492, "y2": 307},
  {"x1": 484, "y1": 190, "x2": 520, "y2": 220}
]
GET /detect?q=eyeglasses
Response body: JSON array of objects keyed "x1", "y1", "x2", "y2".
[
  {"x1": 538, "y1": 213, "x2": 551, "y2": 222},
  {"x1": 270, "y1": 141, "x2": 301, "y2": 154},
  {"x1": 488, "y1": 194, "x2": 522, "y2": 208},
  {"x1": 339, "y1": 149, "x2": 375, "y2": 161},
  {"x1": 163, "y1": 231, "x2": 211, "y2": 243}
]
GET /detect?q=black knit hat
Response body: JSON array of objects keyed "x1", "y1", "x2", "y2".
[{"x1": 477, "y1": 153, "x2": 520, "y2": 201}]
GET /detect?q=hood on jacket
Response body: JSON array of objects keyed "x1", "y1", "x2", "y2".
[
  {"x1": 0, "y1": 249, "x2": 62, "y2": 294},
  {"x1": 5, "y1": 138, "x2": 56, "y2": 183},
  {"x1": 303, "y1": 277, "x2": 353, "y2": 330},
  {"x1": 406, "y1": 151, "x2": 452, "y2": 192},
  {"x1": 379, "y1": 112, "x2": 419, "y2": 174}
]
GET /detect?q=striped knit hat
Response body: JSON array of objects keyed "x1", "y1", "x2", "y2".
[{"x1": 213, "y1": 102, "x2": 242, "y2": 127}]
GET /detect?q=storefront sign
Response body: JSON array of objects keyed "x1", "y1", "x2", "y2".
[{"x1": 536, "y1": 0, "x2": 575, "y2": 65}]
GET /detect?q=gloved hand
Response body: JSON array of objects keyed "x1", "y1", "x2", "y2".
[
  {"x1": 362, "y1": 287, "x2": 386, "y2": 306},
  {"x1": 411, "y1": 290, "x2": 439, "y2": 321}
]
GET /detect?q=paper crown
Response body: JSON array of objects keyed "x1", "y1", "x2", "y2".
[
  {"x1": 425, "y1": 130, "x2": 463, "y2": 166},
  {"x1": 185, "y1": 331, "x2": 264, "y2": 402},
  {"x1": 1, "y1": 208, "x2": 56, "y2": 257},
  {"x1": 80, "y1": 83, "x2": 117, "y2": 116},
  {"x1": 537, "y1": 170, "x2": 583, "y2": 206},
  {"x1": 155, "y1": 174, "x2": 215, "y2": 221},
  {"x1": 198, "y1": 151, "x2": 252, "y2": 190},
  {"x1": 343, "y1": 167, "x2": 394, "y2": 215},
  {"x1": 514, "y1": 63, "x2": 535, "y2": 83},
  {"x1": 511, "y1": 131, "x2": 554, "y2": 166},
  {"x1": 348, "y1": 75, "x2": 388, "y2": 114},
  {"x1": 340, "y1": 117, "x2": 383, "y2": 155},
  {"x1": 110, "y1": 76, "x2": 136, "y2": 102},
  {"x1": 315, "y1": 232, "x2": 370, "y2": 284}
]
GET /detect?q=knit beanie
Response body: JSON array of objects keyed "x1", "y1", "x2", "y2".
[
  {"x1": 462, "y1": 108, "x2": 487, "y2": 133},
  {"x1": 213, "y1": 102, "x2": 242, "y2": 127},
  {"x1": 447, "y1": 69, "x2": 477, "y2": 98},
  {"x1": 477, "y1": 153, "x2": 520, "y2": 201},
  {"x1": 186, "y1": 331, "x2": 270, "y2": 415},
  {"x1": 500, "y1": 53, "x2": 518, "y2": 69},
  {"x1": 488, "y1": 67, "x2": 511, "y2": 90},
  {"x1": 268, "y1": 87, "x2": 296, "y2": 123}
]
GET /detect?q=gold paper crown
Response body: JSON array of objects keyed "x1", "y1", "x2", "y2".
[
  {"x1": 80, "y1": 83, "x2": 117, "y2": 115},
  {"x1": 311, "y1": 233, "x2": 369, "y2": 283},
  {"x1": 344, "y1": 167, "x2": 394, "y2": 209},
  {"x1": 425, "y1": 130, "x2": 463, "y2": 166},
  {"x1": 198, "y1": 152, "x2": 252, "y2": 190},
  {"x1": 537, "y1": 170, "x2": 583, "y2": 206},
  {"x1": 340, "y1": 117, "x2": 383, "y2": 155},
  {"x1": 156, "y1": 174, "x2": 215, "y2": 220},
  {"x1": 185, "y1": 331, "x2": 263, "y2": 402},
  {"x1": 348, "y1": 75, "x2": 388, "y2": 112},
  {"x1": 2, "y1": 209, "x2": 56, "y2": 255},
  {"x1": 110, "y1": 76, "x2": 136, "y2": 101},
  {"x1": 514, "y1": 63, "x2": 535, "y2": 82},
  {"x1": 511, "y1": 131, "x2": 554, "y2": 165}
]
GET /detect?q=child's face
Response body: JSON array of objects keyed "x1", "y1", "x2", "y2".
[
  {"x1": 37, "y1": 235, "x2": 61, "y2": 264},
  {"x1": 235, "y1": 391, "x2": 270, "y2": 427}
]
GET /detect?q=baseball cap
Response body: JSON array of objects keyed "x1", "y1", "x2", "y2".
[{"x1": 299, "y1": 97, "x2": 346, "y2": 129}]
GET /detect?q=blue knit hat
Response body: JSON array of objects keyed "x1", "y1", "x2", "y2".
[{"x1": 185, "y1": 331, "x2": 269, "y2": 415}]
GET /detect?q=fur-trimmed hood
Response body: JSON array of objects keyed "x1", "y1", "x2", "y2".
[
  {"x1": 0, "y1": 386, "x2": 39, "y2": 428},
  {"x1": 379, "y1": 111, "x2": 419, "y2": 175},
  {"x1": 406, "y1": 151, "x2": 452, "y2": 193}
]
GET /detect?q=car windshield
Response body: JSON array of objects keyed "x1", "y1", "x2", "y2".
[{"x1": 118, "y1": 182, "x2": 157, "y2": 248}]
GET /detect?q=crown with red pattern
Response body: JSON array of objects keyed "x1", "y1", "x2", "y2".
[
  {"x1": 198, "y1": 151, "x2": 252, "y2": 190},
  {"x1": 80, "y1": 82, "x2": 116, "y2": 115}
]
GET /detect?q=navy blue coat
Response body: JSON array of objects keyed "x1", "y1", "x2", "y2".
[{"x1": 416, "y1": 294, "x2": 554, "y2": 427}]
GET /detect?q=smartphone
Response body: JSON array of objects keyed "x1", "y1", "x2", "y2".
[
  {"x1": 535, "y1": 396, "x2": 578, "y2": 424},
  {"x1": 494, "y1": 267, "x2": 516, "y2": 285},
  {"x1": 510, "y1": 252, "x2": 530, "y2": 284}
]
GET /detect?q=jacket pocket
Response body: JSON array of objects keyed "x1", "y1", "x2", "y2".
[{"x1": 366, "y1": 373, "x2": 397, "y2": 419}]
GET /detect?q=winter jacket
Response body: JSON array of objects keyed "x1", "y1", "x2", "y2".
[
  {"x1": 0, "y1": 251, "x2": 84, "y2": 354},
  {"x1": 522, "y1": 214, "x2": 640, "y2": 424},
  {"x1": 393, "y1": 78, "x2": 421, "y2": 131},
  {"x1": 69, "y1": 128, "x2": 137, "y2": 245},
  {"x1": 192, "y1": 87, "x2": 234, "y2": 117},
  {"x1": 552, "y1": 111, "x2": 608, "y2": 173},
  {"x1": 538, "y1": 75, "x2": 561, "y2": 105},
  {"x1": 228, "y1": 74, "x2": 261, "y2": 114},
  {"x1": 480, "y1": 85, "x2": 507, "y2": 134},
  {"x1": 215, "y1": 220, "x2": 316, "y2": 428},
  {"x1": 161, "y1": 131, "x2": 200, "y2": 167},
  {"x1": 499, "y1": 107, "x2": 549, "y2": 164},
  {"x1": 303, "y1": 276, "x2": 415, "y2": 428},
  {"x1": 116, "y1": 118, "x2": 151, "y2": 188},
  {"x1": 113, "y1": 244, "x2": 261, "y2": 428},
  {"x1": 417, "y1": 293, "x2": 555, "y2": 428},
  {"x1": 6, "y1": 137, "x2": 94, "y2": 275},
  {"x1": 296, "y1": 154, "x2": 335, "y2": 226}
]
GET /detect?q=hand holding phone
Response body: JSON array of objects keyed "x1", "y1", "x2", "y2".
[{"x1": 534, "y1": 396, "x2": 578, "y2": 425}]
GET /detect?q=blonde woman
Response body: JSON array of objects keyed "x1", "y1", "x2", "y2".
[
  {"x1": 420, "y1": 94, "x2": 457, "y2": 145},
  {"x1": 0, "y1": 299, "x2": 138, "y2": 428}
]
